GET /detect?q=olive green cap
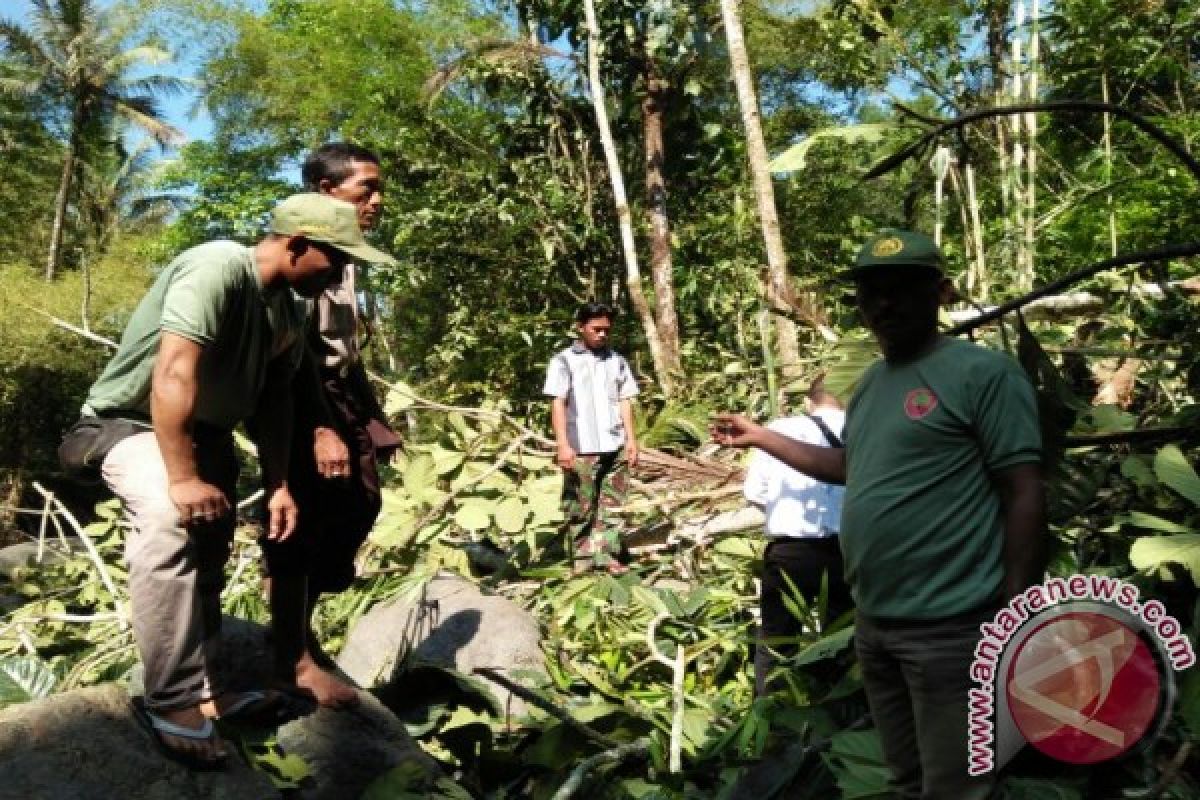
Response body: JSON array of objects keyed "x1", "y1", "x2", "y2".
[
  {"x1": 269, "y1": 193, "x2": 396, "y2": 266},
  {"x1": 841, "y1": 229, "x2": 943, "y2": 280}
]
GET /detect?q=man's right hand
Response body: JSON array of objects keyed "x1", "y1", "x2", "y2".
[
  {"x1": 314, "y1": 426, "x2": 351, "y2": 479},
  {"x1": 556, "y1": 444, "x2": 577, "y2": 470},
  {"x1": 168, "y1": 478, "x2": 231, "y2": 526},
  {"x1": 711, "y1": 413, "x2": 762, "y2": 449}
]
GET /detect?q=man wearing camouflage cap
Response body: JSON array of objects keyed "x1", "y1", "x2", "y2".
[
  {"x1": 67, "y1": 193, "x2": 390, "y2": 769},
  {"x1": 715, "y1": 230, "x2": 1045, "y2": 798}
]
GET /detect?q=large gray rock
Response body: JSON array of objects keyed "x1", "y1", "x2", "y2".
[
  {"x1": 122, "y1": 616, "x2": 442, "y2": 800},
  {"x1": 206, "y1": 616, "x2": 442, "y2": 800},
  {"x1": 0, "y1": 684, "x2": 277, "y2": 800},
  {"x1": 337, "y1": 573, "x2": 548, "y2": 720}
]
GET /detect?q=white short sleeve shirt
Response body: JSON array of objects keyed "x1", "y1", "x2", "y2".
[
  {"x1": 543, "y1": 342, "x2": 639, "y2": 454},
  {"x1": 743, "y1": 410, "x2": 846, "y2": 538}
]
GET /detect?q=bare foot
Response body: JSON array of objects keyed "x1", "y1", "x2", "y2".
[
  {"x1": 156, "y1": 705, "x2": 229, "y2": 764},
  {"x1": 293, "y1": 654, "x2": 359, "y2": 709}
]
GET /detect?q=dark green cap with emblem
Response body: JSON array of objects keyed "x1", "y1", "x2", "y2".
[{"x1": 842, "y1": 229, "x2": 944, "y2": 280}]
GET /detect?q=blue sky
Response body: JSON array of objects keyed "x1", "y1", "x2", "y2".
[{"x1": 3, "y1": 0, "x2": 214, "y2": 146}]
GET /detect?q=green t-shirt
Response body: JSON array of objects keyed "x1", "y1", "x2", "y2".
[
  {"x1": 841, "y1": 336, "x2": 1041, "y2": 620},
  {"x1": 84, "y1": 241, "x2": 308, "y2": 430}
]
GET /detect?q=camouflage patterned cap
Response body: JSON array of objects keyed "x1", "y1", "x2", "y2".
[
  {"x1": 841, "y1": 229, "x2": 943, "y2": 280},
  {"x1": 269, "y1": 193, "x2": 396, "y2": 265}
]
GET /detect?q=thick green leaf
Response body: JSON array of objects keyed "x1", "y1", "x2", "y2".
[
  {"x1": 1129, "y1": 534, "x2": 1200, "y2": 582},
  {"x1": 0, "y1": 656, "x2": 57, "y2": 708},
  {"x1": 1120, "y1": 456, "x2": 1158, "y2": 490},
  {"x1": 493, "y1": 496, "x2": 527, "y2": 533},
  {"x1": 1080, "y1": 405, "x2": 1135, "y2": 433},
  {"x1": 769, "y1": 124, "x2": 893, "y2": 172},
  {"x1": 1121, "y1": 512, "x2": 1192, "y2": 534},
  {"x1": 232, "y1": 729, "x2": 310, "y2": 790},
  {"x1": 823, "y1": 338, "x2": 878, "y2": 403},
  {"x1": 454, "y1": 498, "x2": 493, "y2": 531},
  {"x1": 713, "y1": 537, "x2": 760, "y2": 559},
  {"x1": 403, "y1": 454, "x2": 439, "y2": 504},
  {"x1": 383, "y1": 380, "x2": 418, "y2": 415},
  {"x1": 794, "y1": 626, "x2": 855, "y2": 666},
  {"x1": 361, "y1": 760, "x2": 471, "y2": 800},
  {"x1": 429, "y1": 445, "x2": 466, "y2": 476},
  {"x1": 822, "y1": 729, "x2": 890, "y2": 799},
  {"x1": 1154, "y1": 445, "x2": 1200, "y2": 507}
]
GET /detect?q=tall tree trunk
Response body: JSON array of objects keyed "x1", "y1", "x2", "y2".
[
  {"x1": 641, "y1": 67, "x2": 683, "y2": 379},
  {"x1": 1023, "y1": 0, "x2": 1040, "y2": 287},
  {"x1": 46, "y1": 123, "x2": 81, "y2": 281},
  {"x1": 717, "y1": 0, "x2": 803, "y2": 365},
  {"x1": 1101, "y1": 71, "x2": 1118, "y2": 257},
  {"x1": 984, "y1": 0, "x2": 1010, "y2": 303},
  {"x1": 582, "y1": 0, "x2": 675, "y2": 396}
]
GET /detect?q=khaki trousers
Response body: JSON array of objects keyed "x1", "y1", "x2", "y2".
[{"x1": 101, "y1": 430, "x2": 237, "y2": 711}]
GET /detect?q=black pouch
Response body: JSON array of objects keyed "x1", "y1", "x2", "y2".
[{"x1": 57, "y1": 416, "x2": 146, "y2": 482}]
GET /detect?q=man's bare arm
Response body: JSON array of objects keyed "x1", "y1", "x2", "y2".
[
  {"x1": 619, "y1": 398, "x2": 638, "y2": 468},
  {"x1": 993, "y1": 461, "x2": 1046, "y2": 601},
  {"x1": 152, "y1": 332, "x2": 230, "y2": 521},
  {"x1": 252, "y1": 360, "x2": 299, "y2": 541},
  {"x1": 713, "y1": 413, "x2": 847, "y2": 485},
  {"x1": 550, "y1": 396, "x2": 575, "y2": 469}
]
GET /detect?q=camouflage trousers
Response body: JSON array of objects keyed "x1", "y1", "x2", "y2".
[{"x1": 561, "y1": 450, "x2": 630, "y2": 566}]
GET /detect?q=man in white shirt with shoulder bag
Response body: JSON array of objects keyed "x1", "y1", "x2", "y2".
[{"x1": 743, "y1": 378, "x2": 849, "y2": 695}]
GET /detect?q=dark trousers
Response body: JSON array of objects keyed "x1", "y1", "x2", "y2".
[
  {"x1": 261, "y1": 368, "x2": 386, "y2": 595},
  {"x1": 754, "y1": 536, "x2": 852, "y2": 696},
  {"x1": 856, "y1": 609, "x2": 998, "y2": 800}
]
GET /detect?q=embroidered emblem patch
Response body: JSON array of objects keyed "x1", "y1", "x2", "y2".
[
  {"x1": 904, "y1": 387, "x2": 938, "y2": 419},
  {"x1": 871, "y1": 236, "x2": 904, "y2": 257}
]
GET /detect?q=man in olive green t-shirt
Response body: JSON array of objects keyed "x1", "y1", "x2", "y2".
[
  {"x1": 74, "y1": 193, "x2": 393, "y2": 770},
  {"x1": 716, "y1": 230, "x2": 1044, "y2": 799}
]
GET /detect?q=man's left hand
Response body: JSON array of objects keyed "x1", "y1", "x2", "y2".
[
  {"x1": 265, "y1": 485, "x2": 298, "y2": 541},
  {"x1": 314, "y1": 426, "x2": 351, "y2": 479},
  {"x1": 625, "y1": 441, "x2": 639, "y2": 469}
]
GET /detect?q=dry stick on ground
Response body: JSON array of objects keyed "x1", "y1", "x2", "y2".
[
  {"x1": 30, "y1": 482, "x2": 125, "y2": 627},
  {"x1": 473, "y1": 666, "x2": 622, "y2": 749},
  {"x1": 646, "y1": 612, "x2": 688, "y2": 774},
  {"x1": 551, "y1": 740, "x2": 652, "y2": 800},
  {"x1": 1061, "y1": 426, "x2": 1197, "y2": 447},
  {"x1": 18, "y1": 302, "x2": 118, "y2": 349},
  {"x1": 368, "y1": 371, "x2": 554, "y2": 448}
]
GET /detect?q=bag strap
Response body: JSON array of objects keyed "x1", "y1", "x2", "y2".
[{"x1": 804, "y1": 412, "x2": 844, "y2": 449}]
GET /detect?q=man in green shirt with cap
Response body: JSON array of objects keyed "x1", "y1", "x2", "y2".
[
  {"x1": 715, "y1": 230, "x2": 1045, "y2": 798},
  {"x1": 66, "y1": 193, "x2": 393, "y2": 770}
]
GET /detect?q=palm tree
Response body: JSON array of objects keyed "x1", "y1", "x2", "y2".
[
  {"x1": 78, "y1": 131, "x2": 188, "y2": 251},
  {"x1": 0, "y1": 0, "x2": 185, "y2": 279}
]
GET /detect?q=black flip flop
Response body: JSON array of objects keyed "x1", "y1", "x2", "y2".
[
  {"x1": 212, "y1": 689, "x2": 292, "y2": 727},
  {"x1": 130, "y1": 696, "x2": 229, "y2": 772}
]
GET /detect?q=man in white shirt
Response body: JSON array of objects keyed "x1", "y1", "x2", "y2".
[
  {"x1": 544, "y1": 303, "x2": 640, "y2": 573},
  {"x1": 743, "y1": 380, "x2": 849, "y2": 695}
]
